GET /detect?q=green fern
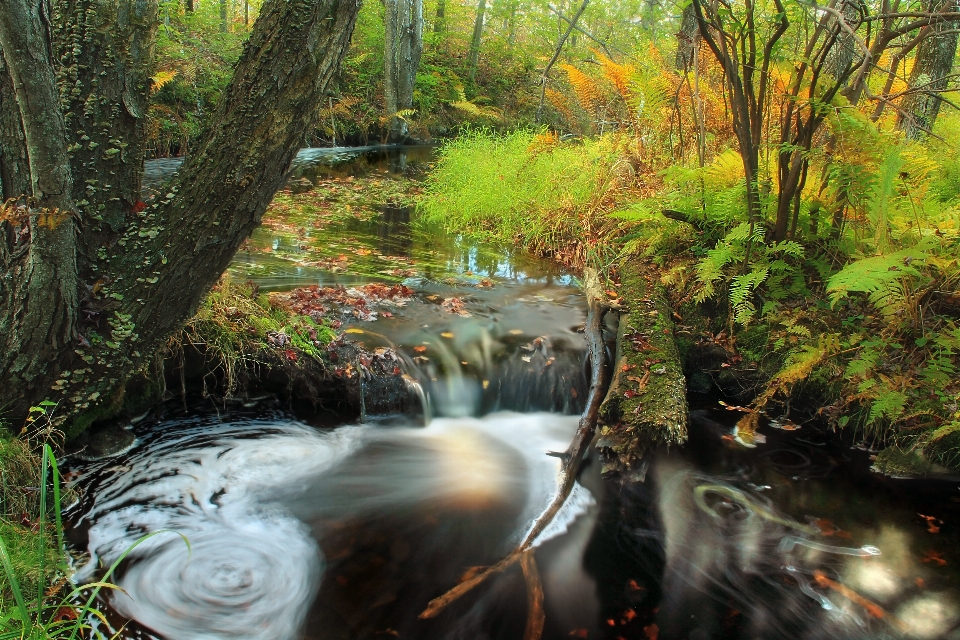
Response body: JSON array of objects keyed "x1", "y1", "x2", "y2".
[
  {"x1": 827, "y1": 244, "x2": 934, "y2": 317},
  {"x1": 868, "y1": 390, "x2": 907, "y2": 425},
  {"x1": 730, "y1": 265, "x2": 769, "y2": 324}
]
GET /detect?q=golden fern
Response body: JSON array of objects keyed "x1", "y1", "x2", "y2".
[
  {"x1": 545, "y1": 88, "x2": 576, "y2": 126},
  {"x1": 151, "y1": 70, "x2": 177, "y2": 92},
  {"x1": 596, "y1": 53, "x2": 634, "y2": 107},
  {"x1": 561, "y1": 64, "x2": 603, "y2": 114}
]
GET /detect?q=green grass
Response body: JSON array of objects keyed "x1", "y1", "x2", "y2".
[
  {"x1": 181, "y1": 278, "x2": 339, "y2": 394},
  {"x1": 418, "y1": 129, "x2": 618, "y2": 265},
  {"x1": 0, "y1": 432, "x2": 172, "y2": 639}
]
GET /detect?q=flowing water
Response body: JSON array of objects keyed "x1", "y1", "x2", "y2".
[{"x1": 64, "y1": 147, "x2": 960, "y2": 640}]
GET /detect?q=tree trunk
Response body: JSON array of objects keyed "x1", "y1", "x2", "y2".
[
  {"x1": 898, "y1": 0, "x2": 960, "y2": 138},
  {"x1": 434, "y1": 0, "x2": 445, "y2": 33},
  {"x1": 221, "y1": 0, "x2": 228, "y2": 32},
  {"x1": 0, "y1": 0, "x2": 80, "y2": 427},
  {"x1": 384, "y1": 0, "x2": 423, "y2": 141},
  {"x1": 0, "y1": 52, "x2": 31, "y2": 200},
  {"x1": 468, "y1": 0, "x2": 486, "y2": 82},
  {"x1": 675, "y1": 2, "x2": 699, "y2": 72},
  {"x1": 0, "y1": 0, "x2": 362, "y2": 432},
  {"x1": 186, "y1": 0, "x2": 194, "y2": 11}
]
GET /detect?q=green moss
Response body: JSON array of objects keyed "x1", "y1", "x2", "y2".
[
  {"x1": 871, "y1": 447, "x2": 935, "y2": 477},
  {"x1": 65, "y1": 386, "x2": 124, "y2": 440},
  {"x1": 597, "y1": 261, "x2": 688, "y2": 478}
]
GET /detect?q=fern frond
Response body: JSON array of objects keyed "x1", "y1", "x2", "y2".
[
  {"x1": 826, "y1": 244, "x2": 933, "y2": 316},
  {"x1": 704, "y1": 150, "x2": 745, "y2": 189},
  {"x1": 151, "y1": 70, "x2": 177, "y2": 91},
  {"x1": 561, "y1": 64, "x2": 603, "y2": 114},
  {"x1": 597, "y1": 54, "x2": 634, "y2": 106}
]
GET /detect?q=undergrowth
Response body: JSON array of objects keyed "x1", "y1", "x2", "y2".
[
  {"x1": 420, "y1": 67, "x2": 960, "y2": 469},
  {"x1": 180, "y1": 277, "x2": 338, "y2": 395},
  {"x1": 418, "y1": 129, "x2": 621, "y2": 268}
]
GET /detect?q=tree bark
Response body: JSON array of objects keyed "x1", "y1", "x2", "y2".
[
  {"x1": 0, "y1": 0, "x2": 79, "y2": 427},
  {"x1": 185, "y1": 0, "x2": 194, "y2": 11},
  {"x1": 221, "y1": 0, "x2": 228, "y2": 32},
  {"x1": 0, "y1": 0, "x2": 362, "y2": 432},
  {"x1": 0, "y1": 51, "x2": 31, "y2": 200},
  {"x1": 384, "y1": 0, "x2": 423, "y2": 141},
  {"x1": 898, "y1": 0, "x2": 960, "y2": 138},
  {"x1": 675, "y1": 1, "x2": 699, "y2": 72},
  {"x1": 467, "y1": 0, "x2": 486, "y2": 82},
  {"x1": 51, "y1": 0, "x2": 158, "y2": 267}
]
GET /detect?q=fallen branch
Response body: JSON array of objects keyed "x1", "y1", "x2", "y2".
[
  {"x1": 661, "y1": 209, "x2": 706, "y2": 231},
  {"x1": 419, "y1": 267, "x2": 614, "y2": 620},
  {"x1": 521, "y1": 550, "x2": 545, "y2": 640}
]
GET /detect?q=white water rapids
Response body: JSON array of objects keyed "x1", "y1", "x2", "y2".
[{"x1": 69, "y1": 412, "x2": 593, "y2": 640}]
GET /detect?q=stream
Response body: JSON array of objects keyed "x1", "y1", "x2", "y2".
[{"x1": 63, "y1": 147, "x2": 960, "y2": 640}]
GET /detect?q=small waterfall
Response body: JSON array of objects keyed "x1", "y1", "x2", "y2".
[{"x1": 395, "y1": 325, "x2": 588, "y2": 422}]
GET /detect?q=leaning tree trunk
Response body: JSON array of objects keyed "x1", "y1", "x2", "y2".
[
  {"x1": 0, "y1": 0, "x2": 361, "y2": 434},
  {"x1": 0, "y1": 0, "x2": 80, "y2": 428},
  {"x1": 898, "y1": 0, "x2": 960, "y2": 139},
  {"x1": 384, "y1": 0, "x2": 424, "y2": 141}
]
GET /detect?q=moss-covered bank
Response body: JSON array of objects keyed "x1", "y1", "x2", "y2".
[{"x1": 597, "y1": 261, "x2": 688, "y2": 479}]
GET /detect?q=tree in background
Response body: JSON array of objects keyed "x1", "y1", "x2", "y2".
[
  {"x1": 898, "y1": 0, "x2": 960, "y2": 138},
  {"x1": 384, "y1": 0, "x2": 424, "y2": 141}
]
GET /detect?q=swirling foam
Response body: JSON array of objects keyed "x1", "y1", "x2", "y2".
[{"x1": 70, "y1": 412, "x2": 592, "y2": 640}]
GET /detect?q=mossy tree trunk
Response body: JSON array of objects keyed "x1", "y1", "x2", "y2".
[
  {"x1": 0, "y1": 0, "x2": 361, "y2": 434},
  {"x1": 897, "y1": 0, "x2": 960, "y2": 139}
]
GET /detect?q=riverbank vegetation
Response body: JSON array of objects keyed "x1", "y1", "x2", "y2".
[{"x1": 420, "y1": 29, "x2": 960, "y2": 469}]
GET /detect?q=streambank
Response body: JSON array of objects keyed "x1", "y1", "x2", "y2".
[{"x1": 597, "y1": 260, "x2": 688, "y2": 480}]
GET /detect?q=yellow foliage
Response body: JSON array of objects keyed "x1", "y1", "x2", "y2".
[
  {"x1": 151, "y1": 70, "x2": 177, "y2": 92},
  {"x1": 754, "y1": 334, "x2": 841, "y2": 409},
  {"x1": 545, "y1": 88, "x2": 576, "y2": 125},
  {"x1": 597, "y1": 54, "x2": 634, "y2": 106},
  {"x1": 561, "y1": 64, "x2": 603, "y2": 114},
  {"x1": 0, "y1": 198, "x2": 72, "y2": 230},
  {"x1": 526, "y1": 130, "x2": 559, "y2": 156}
]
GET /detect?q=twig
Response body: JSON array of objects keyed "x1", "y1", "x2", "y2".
[
  {"x1": 521, "y1": 550, "x2": 545, "y2": 640},
  {"x1": 536, "y1": 0, "x2": 591, "y2": 124}
]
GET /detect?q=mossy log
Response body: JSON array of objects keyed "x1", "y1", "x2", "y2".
[{"x1": 597, "y1": 260, "x2": 688, "y2": 480}]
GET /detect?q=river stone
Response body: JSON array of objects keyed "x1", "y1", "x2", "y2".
[{"x1": 71, "y1": 422, "x2": 137, "y2": 460}]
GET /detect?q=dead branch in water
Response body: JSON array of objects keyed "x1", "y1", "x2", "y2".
[
  {"x1": 419, "y1": 268, "x2": 614, "y2": 622},
  {"x1": 521, "y1": 549, "x2": 545, "y2": 640}
]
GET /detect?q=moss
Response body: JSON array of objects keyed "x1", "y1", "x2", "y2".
[
  {"x1": 597, "y1": 260, "x2": 688, "y2": 479},
  {"x1": 65, "y1": 385, "x2": 125, "y2": 440},
  {"x1": 871, "y1": 447, "x2": 936, "y2": 477}
]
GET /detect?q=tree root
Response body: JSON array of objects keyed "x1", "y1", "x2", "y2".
[{"x1": 419, "y1": 268, "x2": 613, "y2": 625}]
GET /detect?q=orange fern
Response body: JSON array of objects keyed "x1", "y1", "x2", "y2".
[{"x1": 561, "y1": 64, "x2": 604, "y2": 114}]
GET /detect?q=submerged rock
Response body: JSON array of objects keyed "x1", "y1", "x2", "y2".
[{"x1": 871, "y1": 446, "x2": 953, "y2": 478}]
